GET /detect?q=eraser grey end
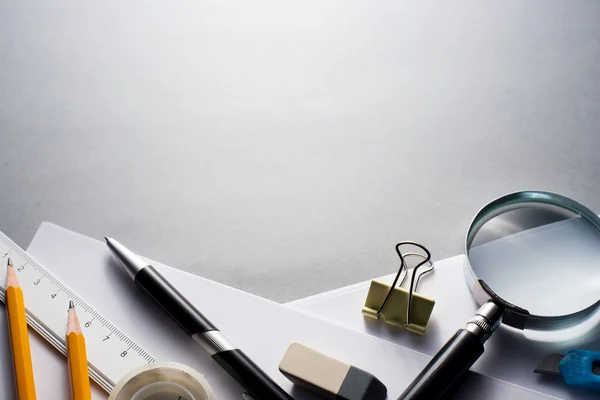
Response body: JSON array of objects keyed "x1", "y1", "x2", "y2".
[{"x1": 339, "y1": 366, "x2": 387, "y2": 400}]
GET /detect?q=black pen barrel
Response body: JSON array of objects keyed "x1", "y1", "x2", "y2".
[
  {"x1": 213, "y1": 349, "x2": 293, "y2": 400},
  {"x1": 134, "y1": 265, "x2": 293, "y2": 399},
  {"x1": 107, "y1": 239, "x2": 293, "y2": 400},
  {"x1": 134, "y1": 265, "x2": 217, "y2": 334}
]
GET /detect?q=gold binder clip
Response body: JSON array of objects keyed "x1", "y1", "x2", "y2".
[{"x1": 362, "y1": 241, "x2": 435, "y2": 335}]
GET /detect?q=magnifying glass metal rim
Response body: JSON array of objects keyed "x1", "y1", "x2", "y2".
[{"x1": 463, "y1": 190, "x2": 600, "y2": 331}]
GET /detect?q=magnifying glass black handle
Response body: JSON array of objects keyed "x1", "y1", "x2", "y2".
[
  {"x1": 399, "y1": 301, "x2": 504, "y2": 400},
  {"x1": 399, "y1": 329, "x2": 484, "y2": 399}
]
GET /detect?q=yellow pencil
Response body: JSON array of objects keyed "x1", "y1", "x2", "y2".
[
  {"x1": 5, "y1": 258, "x2": 37, "y2": 399},
  {"x1": 67, "y1": 301, "x2": 92, "y2": 400}
]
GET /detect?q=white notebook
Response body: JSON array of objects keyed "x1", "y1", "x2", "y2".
[{"x1": 0, "y1": 223, "x2": 550, "y2": 399}]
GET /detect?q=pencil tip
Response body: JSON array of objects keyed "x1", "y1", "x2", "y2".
[
  {"x1": 6, "y1": 261, "x2": 18, "y2": 286},
  {"x1": 7, "y1": 257, "x2": 11, "y2": 267},
  {"x1": 69, "y1": 300, "x2": 75, "y2": 309}
]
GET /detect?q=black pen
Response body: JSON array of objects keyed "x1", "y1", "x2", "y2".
[{"x1": 105, "y1": 237, "x2": 292, "y2": 400}]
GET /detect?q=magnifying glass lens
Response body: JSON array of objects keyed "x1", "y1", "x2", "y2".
[{"x1": 467, "y1": 205, "x2": 600, "y2": 316}]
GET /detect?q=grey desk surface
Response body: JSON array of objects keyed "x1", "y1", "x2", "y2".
[{"x1": 1, "y1": 1, "x2": 599, "y2": 302}]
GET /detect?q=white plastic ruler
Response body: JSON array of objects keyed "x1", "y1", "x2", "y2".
[{"x1": 0, "y1": 230, "x2": 157, "y2": 392}]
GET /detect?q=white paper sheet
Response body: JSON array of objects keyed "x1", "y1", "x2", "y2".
[
  {"x1": 0, "y1": 223, "x2": 553, "y2": 399},
  {"x1": 288, "y1": 255, "x2": 600, "y2": 399}
]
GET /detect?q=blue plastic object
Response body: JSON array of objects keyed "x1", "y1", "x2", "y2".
[{"x1": 559, "y1": 350, "x2": 600, "y2": 389}]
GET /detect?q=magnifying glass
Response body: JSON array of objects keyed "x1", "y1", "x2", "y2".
[{"x1": 400, "y1": 191, "x2": 600, "y2": 399}]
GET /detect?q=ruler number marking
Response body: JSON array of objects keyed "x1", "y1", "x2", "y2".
[{"x1": 120, "y1": 343, "x2": 134, "y2": 358}]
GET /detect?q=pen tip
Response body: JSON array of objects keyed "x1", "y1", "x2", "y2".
[
  {"x1": 69, "y1": 300, "x2": 75, "y2": 309},
  {"x1": 7, "y1": 257, "x2": 11, "y2": 267},
  {"x1": 104, "y1": 236, "x2": 109, "y2": 243}
]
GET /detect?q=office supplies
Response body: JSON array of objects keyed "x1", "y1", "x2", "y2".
[
  {"x1": 289, "y1": 254, "x2": 600, "y2": 400},
  {"x1": 362, "y1": 242, "x2": 435, "y2": 335},
  {"x1": 534, "y1": 350, "x2": 600, "y2": 390},
  {"x1": 279, "y1": 342, "x2": 387, "y2": 400},
  {"x1": 5, "y1": 258, "x2": 37, "y2": 400},
  {"x1": 2, "y1": 222, "x2": 551, "y2": 400},
  {"x1": 105, "y1": 236, "x2": 293, "y2": 400},
  {"x1": 67, "y1": 301, "x2": 92, "y2": 400},
  {"x1": 0, "y1": 229, "x2": 157, "y2": 394},
  {"x1": 108, "y1": 362, "x2": 216, "y2": 400},
  {"x1": 402, "y1": 191, "x2": 600, "y2": 399}
]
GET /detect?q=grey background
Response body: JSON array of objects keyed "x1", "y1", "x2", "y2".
[{"x1": 1, "y1": 1, "x2": 599, "y2": 302}]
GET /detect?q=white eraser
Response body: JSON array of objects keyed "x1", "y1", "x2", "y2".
[{"x1": 279, "y1": 343, "x2": 387, "y2": 400}]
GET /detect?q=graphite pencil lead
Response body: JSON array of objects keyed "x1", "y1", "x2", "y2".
[
  {"x1": 7, "y1": 257, "x2": 11, "y2": 267},
  {"x1": 69, "y1": 300, "x2": 75, "y2": 309}
]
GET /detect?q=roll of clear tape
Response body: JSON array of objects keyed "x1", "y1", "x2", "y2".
[{"x1": 108, "y1": 362, "x2": 216, "y2": 400}]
